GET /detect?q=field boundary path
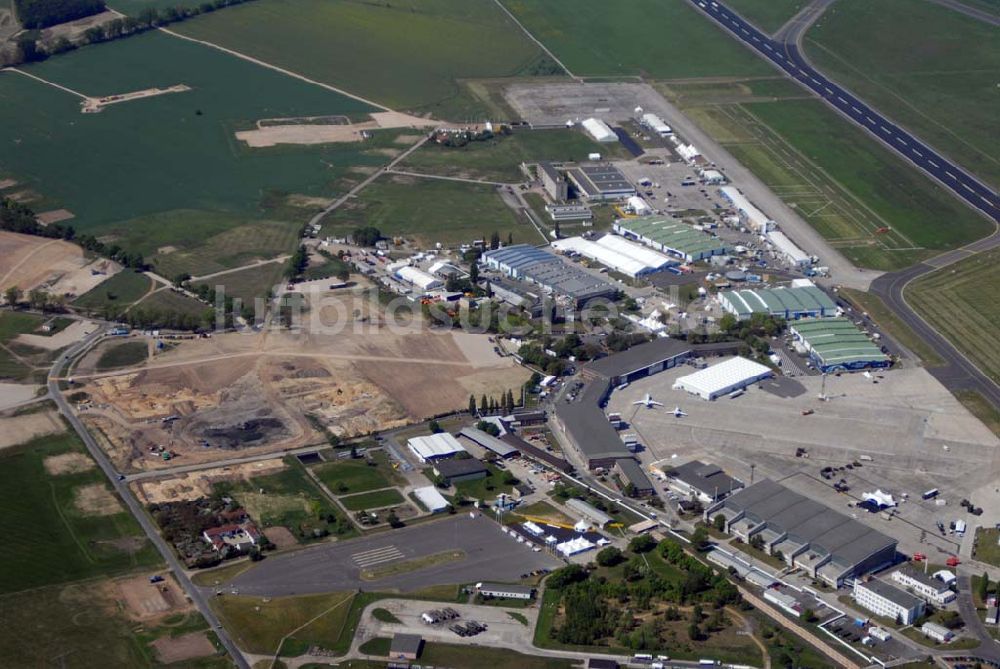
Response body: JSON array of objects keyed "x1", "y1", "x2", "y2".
[
  {"x1": 492, "y1": 0, "x2": 579, "y2": 81},
  {"x1": 384, "y1": 169, "x2": 511, "y2": 188},
  {"x1": 47, "y1": 328, "x2": 251, "y2": 669},
  {"x1": 3, "y1": 67, "x2": 89, "y2": 99},
  {"x1": 925, "y1": 0, "x2": 1000, "y2": 26},
  {"x1": 157, "y1": 27, "x2": 391, "y2": 112}
]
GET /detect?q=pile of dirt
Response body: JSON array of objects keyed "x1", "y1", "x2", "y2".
[
  {"x1": 74, "y1": 483, "x2": 123, "y2": 516},
  {"x1": 43, "y1": 451, "x2": 95, "y2": 475},
  {"x1": 151, "y1": 632, "x2": 215, "y2": 664}
]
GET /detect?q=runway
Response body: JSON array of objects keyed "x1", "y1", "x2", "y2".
[{"x1": 686, "y1": 0, "x2": 999, "y2": 223}]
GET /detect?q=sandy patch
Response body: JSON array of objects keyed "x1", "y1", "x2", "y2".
[
  {"x1": 114, "y1": 573, "x2": 186, "y2": 620},
  {"x1": 349, "y1": 165, "x2": 379, "y2": 175},
  {"x1": 0, "y1": 410, "x2": 64, "y2": 450},
  {"x1": 74, "y1": 483, "x2": 123, "y2": 516},
  {"x1": 0, "y1": 179, "x2": 17, "y2": 189},
  {"x1": 16, "y1": 319, "x2": 98, "y2": 351},
  {"x1": 132, "y1": 458, "x2": 288, "y2": 504},
  {"x1": 366, "y1": 147, "x2": 401, "y2": 158},
  {"x1": 287, "y1": 194, "x2": 333, "y2": 208},
  {"x1": 370, "y1": 111, "x2": 437, "y2": 128},
  {"x1": 44, "y1": 451, "x2": 96, "y2": 475},
  {"x1": 0, "y1": 230, "x2": 94, "y2": 294},
  {"x1": 35, "y1": 209, "x2": 75, "y2": 225},
  {"x1": 47, "y1": 259, "x2": 121, "y2": 298},
  {"x1": 157, "y1": 245, "x2": 177, "y2": 255},
  {"x1": 0, "y1": 383, "x2": 41, "y2": 411},
  {"x1": 237, "y1": 110, "x2": 435, "y2": 147},
  {"x1": 394, "y1": 133, "x2": 424, "y2": 144},
  {"x1": 451, "y1": 331, "x2": 504, "y2": 368},
  {"x1": 264, "y1": 525, "x2": 298, "y2": 549},
  {"x1": 8, "y1": 190, "x2": 38, "y2": 203},
  {"x1": 151, "y1": 632, "x2": 215, "y2": 664}
]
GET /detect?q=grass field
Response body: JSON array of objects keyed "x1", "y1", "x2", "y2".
[
  {"x1": 973, "y1": 528, "x2": 1000, "y2": 567},
  {"x1": 313, "y1": 456, "x2": 396, "y2": 495},
  {"x1": 838, "y1": 288, "x2": 945, "y2": 368},
  {"x1": 135, "y1": 287, "x2": 212, "y2": 318},
  {"x1": 176, "y1": 0, "x2": 551, "y2": 116},
  {"x1": 0, "y1": 430, "x2": 160, "y2": 594},
  {"x1": 213, "y1": 459, "x2": 354, "y2": 542},
  {"x1": 680, "y1": 97, "x2": 992, "y2": 270},
  {"x1": 908, "y1": 249, "x2": 1000, "y2": 384},
  {"x1": 0, "y1": 581, "x2": 226, "y2": 668},
  {"x1": 452, "y1": 462, "x2": 515, "y2": 503},
  {"x1": 95, "y1": 340, "x2": 148, "y2": 371},
  {"x1": 0, "y1": 31, "x2": 389, "y2": 274},
  {"x1": 502, "y1": 0, "x2": 772, "y2": 78},
  {"x1": 195, "y1": 262, "x2": 285, "y2": 307},
  {"x1": 73, "y1": 270, "x2": 154, "y2": 312},
  {"x1": 0, "y1": 310, "x2": 51, "y2": 381},
  {"x1": 726, "y1": 0, "x2": 805, "y2": 33},
  {"x1": 338, "y1": 488, "x2": 405, "y2": 512},
  {"x1": 806, "y1": 0, "x2": 1000, "y2": 188},
  {"x1": 658, "y1": 76, "x2": 808, "y2": 105},
  {"x1": 324, "y1": 175, "x2": 534, "y2": 247},
  {"x1": 954, "y1": 390, "x2": 1000, "y2": 437},
  {"x1": 400, "y1": 129, "x2": 626, "y2": 182}
]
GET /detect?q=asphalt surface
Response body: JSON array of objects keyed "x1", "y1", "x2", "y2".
[
  {"x1": 49, "y1": 330, "x2": 250, "y2": 669},
  {"x1": 687, "y1": 0, "x2": 1000, "y2": 223},
  {"x1": 224, "y1": 514, "x2": 562, "y2": 597},
  {"x1": 952, "y1": 573, "x2": 1000, "y2": 662}
]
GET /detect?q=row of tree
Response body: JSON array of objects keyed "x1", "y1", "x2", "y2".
[
  {"x1": 14, "y1": 0, "x2": 104, "y2": 30},
  {"x1": 467, "y1": 389, "x2": 517, "y2": 416}
]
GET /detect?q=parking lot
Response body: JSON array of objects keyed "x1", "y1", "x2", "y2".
[
  {"x1": 609, "y1": 363, "x2": 1000, "y2": 560},
  {"x1": 356, "y1": 598, "x2": 540, "y2": 651}
]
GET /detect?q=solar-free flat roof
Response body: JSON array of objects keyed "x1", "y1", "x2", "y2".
[
  {"x1": 459, "y1": 427, "x2": 519, "y2": 458},
  {"x1": 567, "y1": 164, "x2": 634, "y2": 196},
  {"x1": 858, "y1": 579, "x2": 923, "y2": 610},
  {"x1": 669, "y1": 459, "x2": 743, "y2": 499},
  {"x1": 615, "y1": 457, "x2": 654, "y2": 491},
  {"x1": 584, "y1": 337, "x2": 692, "y2": 379},
  {"x1": 555, "y1": 380, "x2": 631, "y2": 462},
  {"x1": 791, "y1": 317, "x2": 889, "y2": 366}
]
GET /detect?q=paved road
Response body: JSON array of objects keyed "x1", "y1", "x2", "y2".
[
  {"x1": 124, "y1": 443, "x2": 328, "y2": 482},
  {"x1": 926, "y1": 0, "x2": 1000, "y2": 26},
  {"x1": 687, "y1": 0, "x2": 999, "y2": 223},
  {"x1": 48, "y1": 329, "x2": 250, "y2": 669},
  {"x1": 870, "y1": 242, "x2": 1000, "y2": 410},
  {"x1": 951, "y1": 573, "x2": 1000, "y2": 663}
]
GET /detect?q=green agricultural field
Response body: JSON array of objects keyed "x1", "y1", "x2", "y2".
[
  {"x1": 213, "y1": 459, "x2": 354, "y2": 542},
  {"x1": 680, "y1": 99, "x2": 991, "y2": 270},
  {"x1": 0, "y1": 31, "x2": 387, "y2": 274},
  {"x1": 973, "y1": 528, "x2": 1000, "y2": 567},
  {"x1": 338, "y1": 488, "x2": 405, "y2": 512},
  {"x1": 175, "y1": 0, "x2": 552, "y2": 116},
  {"x1": 401, "y1": 129, "x2": 625, "y2": 182},
  {"x1": 195, "y1": 262, "x2": 285, "y2": 307},
  {"x1": 324, "y1": 176, "x2": 535, "y2": 247},
  {"x1": 908, "y1": 249, "x2": 1000, "y2": 384},
  {"x1": 73, "y1": 270, "x2": 154, "y2": 312},
  {"x1": 313, "y1": 455, "x2": 397, "y2": 495},
  {"x1": 95, "y1": 340, "x2": 148, "y2": 371},
  {"x1": 806, "y1": 0, "x2": 1000, "y2": 187},
  {"x1": 0, "y1": 581, "x2": 226, "y2": 669},
  {"x1": 502, "y1": 0, "x2": 772, "y2": 78},
  {"x1": 726, "y1": 0, "x2": 806, "y2": 33},
  {"x1": 134, "y1": 287, "x2": 212, "y2": 319},
  {"x1": 658, "y1": 76, "x2": 809, "y2": 106},
  {"x1": 0, "y1": 430, "x2": 160, "y2": 594}
]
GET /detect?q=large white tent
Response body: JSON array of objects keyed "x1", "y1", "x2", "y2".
[
  {"x1": 581, "y1": 117, "x2": 617, "y2": 143},
  {"x1": 673, "y1": 357, "x2": 773, "y2": 400},
  {"x1": 552, "y1": 235, "x2": 673, "y2": 278},
  {"x1": 413, "y1": 486, "x2": 450, "y2": 512},
  {"x1": 407, "y1": 433, "x2": 467, "y2": 462},
  {"x1": 396, "y1": 266, "x2": 443, "y2": 291}
]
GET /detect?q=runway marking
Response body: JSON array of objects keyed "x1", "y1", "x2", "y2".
[
  {"x1": 837, "y1": 96, "x2": 847, "y2": 104},
  {"x1": 825, "y1": 87, "x2": 833, "y2": 95},
  {"x1": 945, "y1": 171, "x2": 957, "y2": 179},
  {"x1": 928, "y1": 159, "x2": 939, "y2": 168},
  {"x1": 880, "y1": 126, "x2": 891, "y2": 134},
  {"x1": 962, "y1": 182, "x2": 975, "y2": 193},
  {"x1": 351, "y1": 545, "x2": 404, "y2": 567},
  {"x1": 896, "y1": 137, "x2": 907, "y2": 146},
  {"x1": 913, "y1": 149, "x2": 922, "y2": 157},
  {"x1": 851, "y1": 106, "x2": 861, "y2": 114}
]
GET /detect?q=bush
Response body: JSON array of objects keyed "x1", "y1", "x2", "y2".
[
  {"x1": 596, "y1": 546, "x2": 624, "y2": 567},
  {"x1": 628, "y1": 534, "x2": 656, "y2": 554}
]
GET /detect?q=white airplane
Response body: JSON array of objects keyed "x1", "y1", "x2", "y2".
[
  {"x1": 633, "y1": 393, "x2": 664, "y2": 408},
  {"x1": 671, "y1": 406, "x2": 687, "y2": 417}
]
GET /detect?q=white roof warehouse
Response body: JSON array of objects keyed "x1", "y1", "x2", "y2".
[{"x1": 673, "y1": 357, "x2": 773, "y2": 400}]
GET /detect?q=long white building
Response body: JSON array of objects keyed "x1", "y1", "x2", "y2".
[
  {"x1": 853, "y1": 579, "x2": 925, "y2": 625},
  {"x1": 766, "y1": 229, "x2": 811, "y2": 267},
  {"x1": 720, "y1": 186, "x2": 773, "y2": 233},
  {"x1": 551, "y1": 235, "x2": 674, "y2": 278},
  {"x1": 890, "y1": 568, "x2": 956, "y2": 605},
  {"x1": 581, "y1": 117, "x2": 617, "y2": 143},
  {"x1": 673, "y1": 357, "x2": 773, "y2": 400},
  {"x1": 395, "y1": 266, "x2": 443, "y2": 291},
  {"x1": 640, "y1": 112, "x2": 672, "y2": 136}
]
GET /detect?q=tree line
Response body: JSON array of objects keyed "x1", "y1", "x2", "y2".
[
  {"x1": 5, "y1": 0, "x2": 259, "y2": 66},
  {"x1": 14, "y1": 0, "x2": 104, "y2": 30}
]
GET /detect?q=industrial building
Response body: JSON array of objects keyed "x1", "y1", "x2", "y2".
[
  {"x1": 395, "y1": 266, "x2": 443, "y2": 292},
  {"x1": 718, "y1": 286, "x2": 838, "y2": 320},
  {"x1": 551, "y1": 235, "x2": 675, "y2": 278},
  {"x1": 613, "y1": 217, "x2": 727, "y2": 263},
  {"x1": 789, "y1": 318, "x2": 891, "y2": 373},
  {"x1": 640, "y1": 112, "x2": 672, "y2": 136},
  {"x1": 389, "y1": 634, "x2": 423, "y2": 661},
  {"x1": 413, "y1": 486, "x2": 450, "y2": 513},
  {"x1": 538, "y1": 162, "x2": 568, "y2": 201},
  {"x1": 764, "y1": 589, "x2": 802, "y2": 617},
  {"x1": 407, "y1": 434, "x2": 467, "y2": 463},
  {"x1": 920, "y1": 622, "x2": 954, "y2": 643},
  {"x1": 546, "y1": 204, "x2": 593, "y2": 222},
  {"x1": 666, "y1": 460, "x2": 744, "y2": 503},
  {"x1": 432, "y1": 458, "x2": 488, "y2": 485},
  {"x1": 720, "y1": 186, "x2": 773, "y2": 232},
  {"x1": 581, "y1": 117, "x2": 617, "y2": 143},
  {"x1": 673, "y1": 356, "x2": 773, "y2": 400},
  {"x1": 853, "y1": 580, "x2": 925, "y2": 625},
  {"x1": 614, "y1": 458, "x2": 655, "y2": 497},
  {"x1": 766, "y1": 230, "x2": 811, "y2": 267},
  {"x1": 458, "y1": 426, "x2": 519, "y2": 459},
  {"x1": 565, "y1": 497, "x2": 613, "y2": 528},
  {"x1": 557, "y1": 338, "x2": 692, "y2": 469},
  {"x1": 890, "y1": 568, "x2": 956, "y2": 605},
  {"x1": 707, "y1": 479, "x2": 898, "y2": 587},
  {"x1": 675, "y1": 143, "x2": 702, "y2": 163},
  {"x1": 477, "y1": 582, "x2": 536, "y2": 600},
  {"x1": 700, "y1": 168, "x2": 726, "y2": 185},
  {"x1": 481, "y1": 244, "x2": 617, "y2": 305},
  {"x1": 566, "y1": 164, "x2": 636, "y2": 201}
]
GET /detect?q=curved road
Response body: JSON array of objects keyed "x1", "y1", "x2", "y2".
[
  {"x1": 48, "y1": 330, "x2": 250, "y2": 669},
  {"x1": 686, "y1": 0, "x2": 999, "y2": 223}
]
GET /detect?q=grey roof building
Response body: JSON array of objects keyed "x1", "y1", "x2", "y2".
[
  {"x1": 614, "y1": 458, "x2": 655, "y2": 497},
  {"x1": 583, "y1": 337, "x2": 692, "y2": 385},
  {"x1": 433, "y1": 457, "x2": 489, "y2": 484},
  {"x1": 567, "y1": 164, "x2": 636, "y2": 201},
  {"x1": 459, "y1": 426, "x2": 519, "y2": 458},
  {"x1": 707, "y1": 479, "x2": 897, "y2": 587},
  {"x1": 482, "y1": 244, "x2": 617, "y2": 305},
  {"x1": 538, "y1": 162, "x2": 568, "y2": 202},
  {"x1": 389, "y1": 633, "x2": 423, "y2": 660},
  {"x1": 477, "y1": 582, "x2": 536, "y2": 599},
  {"x1": 668, "y1": 460, "x2": 743, "y2": 503}
]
